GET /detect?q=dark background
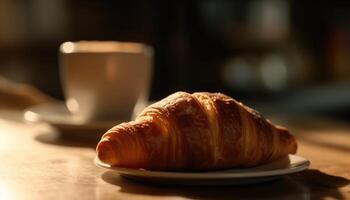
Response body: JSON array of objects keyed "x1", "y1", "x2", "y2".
[{"x1": 0, "y1": 0, "x2": 350, "y2": 120}]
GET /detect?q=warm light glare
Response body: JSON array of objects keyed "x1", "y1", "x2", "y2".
[
  {"x1": 60, "y1": 41, "x2": 152, "y2": 54},
  {"x1": 66, "y1": 98, "x2": 80, "y2": 114},
  {"x1": 61, "y1": 42, "x2": 75, "y2": 53},
  {"x1": 23, "y1": 111, "x2": 39, "y2": 123},
  {"x1": 0, "y1": 182, "x2": 12, "y2": 200}
]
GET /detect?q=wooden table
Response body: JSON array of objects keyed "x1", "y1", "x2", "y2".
[{"x1": 0, "y1": 111, "x2": 349, "y2": 200}]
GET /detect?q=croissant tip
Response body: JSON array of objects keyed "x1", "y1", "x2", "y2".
[{"x1": 96, "y1": 139, "x2": 119, "y2": 166}]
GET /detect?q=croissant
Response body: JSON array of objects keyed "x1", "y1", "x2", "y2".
[{"x1": 96, "y1": 92, "x2": 297, "y2": 171}]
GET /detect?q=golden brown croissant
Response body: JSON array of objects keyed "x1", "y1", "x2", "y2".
[{"x1": 96, "y1": 92, "x2": 297, "y2": 171}]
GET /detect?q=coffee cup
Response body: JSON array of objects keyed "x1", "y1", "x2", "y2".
[{"x1": 59, "y1": 41, "x2": 153, "y2": 122}]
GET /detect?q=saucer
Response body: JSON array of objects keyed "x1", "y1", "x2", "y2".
[{"x1": 24, "y1": 102, "x2": 123, "y2": 133}]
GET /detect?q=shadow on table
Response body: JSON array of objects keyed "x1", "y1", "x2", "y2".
[
  {"x1": 101, "y1": 169, "x2": 349, "y2": 200},
  {"x1": 35, "y1": 130, "x2": 101, "y2": 149}
]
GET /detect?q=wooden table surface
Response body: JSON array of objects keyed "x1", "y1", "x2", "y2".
[{"x1": 0, "y1": 111, "x2": 349, "y2": 200}]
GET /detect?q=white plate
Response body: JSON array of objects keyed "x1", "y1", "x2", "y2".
[
  {"x1": 24, "y1": 102, "x2": 121, "y2": 132},
  {"x1": 95, "y1": 154, "x2": 310, "y2": 185}
]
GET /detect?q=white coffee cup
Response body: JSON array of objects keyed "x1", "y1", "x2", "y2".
[{"x1": 59, "y1": 41, "x2": 153, "y2": 122}]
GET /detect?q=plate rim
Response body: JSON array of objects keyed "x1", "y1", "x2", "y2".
[{"x1": 94, "y1": 154, "x2": 310, "y2": 179}]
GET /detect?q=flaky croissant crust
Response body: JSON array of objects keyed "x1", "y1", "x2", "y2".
[{"x1": 97, "y1": 92, "x2": 297, "y2": 171}]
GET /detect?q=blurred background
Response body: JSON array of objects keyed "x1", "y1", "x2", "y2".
[{"x1": 0, "y1": 0, "x2": 349, "y2": 121}]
